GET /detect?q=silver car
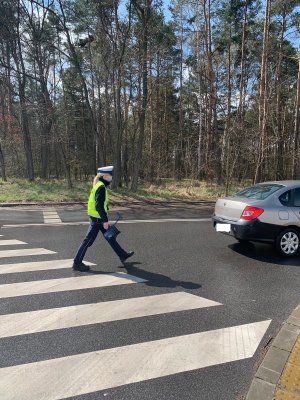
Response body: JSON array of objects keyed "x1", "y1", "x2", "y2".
[{"x1": 212, "y1": 181, "x2": 300, "y2": 257}]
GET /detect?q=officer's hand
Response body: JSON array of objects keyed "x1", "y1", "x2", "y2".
[{"x1": 103, "y1": 222, "x2": 109, "y2": 230}]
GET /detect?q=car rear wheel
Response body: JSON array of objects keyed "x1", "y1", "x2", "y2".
[{"x1": 276, "y1": 228, "x2": 300, "y2": 257}]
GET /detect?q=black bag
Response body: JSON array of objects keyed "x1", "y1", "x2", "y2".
[
  {"x1": 104, "y1": 212, "x2": 122, "y2": 240},
  {"x1": 104, "y1": 225, "x2": 120, "y2": 240}
]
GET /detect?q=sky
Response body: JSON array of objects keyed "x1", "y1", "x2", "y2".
[{"x1": 162, "y1": 0, "x2": 171, "y2": 21}]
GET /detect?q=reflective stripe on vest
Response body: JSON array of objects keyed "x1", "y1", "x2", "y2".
[{"x1": 87, "y1": 181, "x2": 109, "y2": 218}]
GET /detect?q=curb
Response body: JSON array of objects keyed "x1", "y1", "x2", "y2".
[
  {"x1": 246, "y1": 303, "x2": 300, "y2": 400},
  {"x1": 0, "y1": 202, "x2": 85, "y2": 207}
]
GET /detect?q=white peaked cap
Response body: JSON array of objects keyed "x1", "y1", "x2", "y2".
[{"x1": 97, "y1": 165, "x2": 114, "y2": 174}]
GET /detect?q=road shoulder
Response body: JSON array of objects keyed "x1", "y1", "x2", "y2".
[{"x1": 246, "y1": 303, "x2": 300, "y2": 400}]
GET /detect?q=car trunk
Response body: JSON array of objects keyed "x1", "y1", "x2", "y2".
[{"x1": 214, "y1": 197, "x2": 262, "y2": 222}]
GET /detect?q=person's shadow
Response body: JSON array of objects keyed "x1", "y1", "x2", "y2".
[{"x1": 115, "y1": 261, "x2": 201, "y2": 290}]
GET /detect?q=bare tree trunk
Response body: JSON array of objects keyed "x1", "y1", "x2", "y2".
[
  {"x1": 111, "y1": 70, "x2": 123, "y2": 188},
  {"x1": 276, "y1": 12, "x2": 286, "y2": 180},
  {"x1": 176, "y1": 6, "x2": 184, "y2": 179},
  {"x1": 39, "y1": 73, "x2": 53, "y2": 179},
  {"x1": 196, "y1": 30, "x2": 203, "y2": 179},
  {"x1": 60, "y1": 145, "x2": 72, "y2": 189},
  {"x1": 254, "y1": 0, "x2": 271, "y2": 183},
  {"x1": 235, "y1": 2, "x2": 248, "y2": 184},
  {"x1": 224, "y1": 25, "x2": 232, "y2": 195},
  {"x1": 122, "y1": 72, "x2": 129, "y2": 186},
  {"x1": 156, "y1": 51, "x2": 161, "y2": 179},
  {"x1": 57, "y1": 39, "x2": 73, "y2": 188},
  {"x1": 0, "y1": 142, "x2": 6, "y2": 181},
  {"x1": 163, "y1": 84, "x2": 169, "y2": 175},
  {"x1": 203, "y1": 0, "x2": 211, "y2": 173},
  {"x1": 131, "y1": 0, "x2": 151, "y2": 192},
  {"x1": 203, "y1": 0, "x2": 218, "y2": 181},
  {"x1": 13, "y1": 12, "x2": 34, "y2": 181},
  {"x1": 111, "y1": 46, "x2": 124, "y2": 189},
  {"x1": 238, "y1": 2, "x2": 248, "y2": 121},
  {"x1": 293, "y1": 51, "x2": 300, "y2": 179}
]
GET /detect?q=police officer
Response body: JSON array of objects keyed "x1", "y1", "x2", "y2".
[{"x1": 73, "y1": 166, "x2": 134, "y2": 271}]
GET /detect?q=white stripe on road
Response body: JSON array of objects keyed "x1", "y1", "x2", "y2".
[
  {"x1": 0, "y1": 259, "x2": 96, "y2": 275},
  {"x1": 2, "y1": 218, "x2": 211, "y2": 228},
  {"x1": 0, "y1": 292, "x2": 221, "y2": 338},
  {"x1": 118, "y1": 218, "x2": 211, "y2": 223},
  {"x1": 43, "y1": 210, "x2": 62, "y2": 224},
  {"x1": 0, "y1": 240, "x2": 27, "y2": 246},
  {"x1": 0, "y1": 273, "x2": 146, "y2": 299},
  {"x1": 0, "y1": 259, "x2": 95, "y2": 275},
  {"x1": 0, "y1": 320, "x2": 271, "y2": 400},
  {"x1": 0, "y1": 248, "x2": 55, "y2": 259},
  {"x1": 3, "y1": 223, "x2": 88, "y2": 227}
]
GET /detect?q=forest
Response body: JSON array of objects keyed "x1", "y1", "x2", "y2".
[{"x1": 1, "y1": 0, "x2": 300, "y2": 192}]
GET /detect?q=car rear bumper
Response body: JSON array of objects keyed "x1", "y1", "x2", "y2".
[{"x1": 212, "y1": 215, "x2": 282, "y2": 243}]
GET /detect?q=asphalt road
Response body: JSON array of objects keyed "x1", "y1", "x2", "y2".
[{"x1": 0, "y1": 205, "x2": 299, "y2": 400}]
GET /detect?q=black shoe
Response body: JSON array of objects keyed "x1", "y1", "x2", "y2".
[
  {"x1": 120, "y1": 251, "x2": 134, "y2": 263},
  {"x1": 72, "y1": 262, "x2": 90, "y2": 272}
]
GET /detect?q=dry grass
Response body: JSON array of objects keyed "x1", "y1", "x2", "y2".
[
  {"x1": 0, "y1": 178, "x2": 90, "y2": 203},
  {"x1": 0, "y1": 178, "x2": 249, "y2": 203},
  {"x1": 131, "y1": 179, "x2": 249, "y2": 201}
]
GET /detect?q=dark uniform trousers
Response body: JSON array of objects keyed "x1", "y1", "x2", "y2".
[{"x1": 73, "y1": 216, "x2": 127, "y2": 265}]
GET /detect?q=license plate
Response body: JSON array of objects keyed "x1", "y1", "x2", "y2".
[{"x1": 216, "y1": 223, "x2": 231, "y2": 233}]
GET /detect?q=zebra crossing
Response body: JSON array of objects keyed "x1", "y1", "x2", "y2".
[
  {"x1": 0, "y1": 234, "x2": 271, "y2": 400},
  {"x1": 0, "y1": 292, "x2": 221, "y2": 338},
  {"x1": 0, "y1": 240, "x2": 27, "y2": 246},
  {"x1": 0, "y1": 248, "x2": 55, "y2": 259},
  {"x1": 43, "y1": 210, "x2": 62, "y2": 224}
]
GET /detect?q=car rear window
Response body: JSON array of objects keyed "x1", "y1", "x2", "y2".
[
  {"x1": 293, "y1": 188, "x2": 300, "y2": 206},
  {"x1": 279, "y1": 190, "x2": 292, "y2": 206},
  {"x1": 234, "y1": 184, "x2": 283, "y2": 200}
]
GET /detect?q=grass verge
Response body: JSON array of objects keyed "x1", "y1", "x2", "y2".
[{"x1": 0, "y1": 178, "x2": 247, "y2": 203}]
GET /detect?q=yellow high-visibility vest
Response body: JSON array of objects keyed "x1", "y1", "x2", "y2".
[{"x1": 87, "y1": 181, "x2": 108, "y2": 218}]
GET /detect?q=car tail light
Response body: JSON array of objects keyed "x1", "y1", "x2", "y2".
[{"x1": 240, "y1": 206, "x2": 264, "y2": 220}]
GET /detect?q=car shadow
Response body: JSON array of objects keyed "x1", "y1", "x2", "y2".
[
  {"x1": 116, "y1": 261, "x2": 202, "y2": 289},
  {"x1": 229, "y1": 242, "x2": 300, "y2": 267}
]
